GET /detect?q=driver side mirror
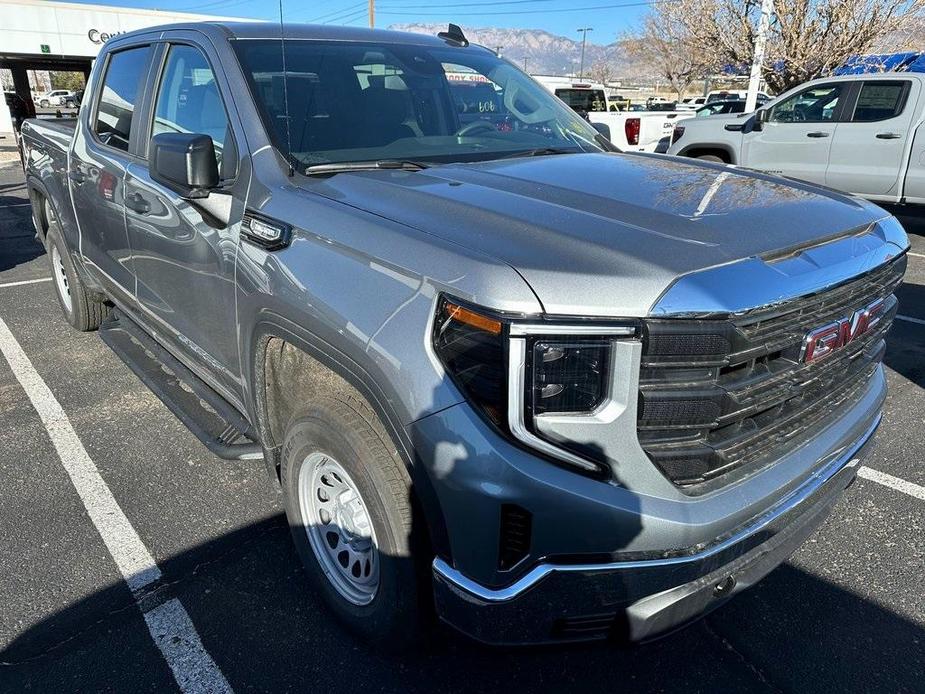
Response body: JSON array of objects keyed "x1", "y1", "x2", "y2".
[
  {"x1": 591, "y1": 122, "x2": 611, "y2": 140},
  {"x1": 753, "y1": 108, "x2": 770, "y2": 131},
  {"x1": 150, "y1": 133, "x2": 219, "y2": 199}
]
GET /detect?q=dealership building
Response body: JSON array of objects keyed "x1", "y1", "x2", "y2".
[{"x1": 0, "y1": 0, "x2": 248, "y2": 133}]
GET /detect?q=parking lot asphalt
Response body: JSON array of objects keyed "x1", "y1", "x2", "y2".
[{"x1": 0, "y1": 160, "x2": 922, "y2": 693}]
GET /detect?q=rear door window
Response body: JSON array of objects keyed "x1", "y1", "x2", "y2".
[
  {"x1": 851, "y1": 81, "x2": 909, "y2": 122},
  {"x1": 93, "y1": 46, "x2": 153, "y2": 151}
]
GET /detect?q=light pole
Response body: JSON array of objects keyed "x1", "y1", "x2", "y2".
[
  {"x1": 577, "y1": 27, "x2": 592, "y2": 80},
  {"x1": 745, "y1": 0, "x2": 773, "y2": 112},
  {"x1": 523, "y1": 56, "x2": 528, "y2": 72}
]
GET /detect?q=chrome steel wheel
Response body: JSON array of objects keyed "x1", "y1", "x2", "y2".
[
  {"x1": 299, "y1": 452, "x2": 379, "y2": 605},
  {"x1": 50, "y1": 243, "x2": 72, "y2": 313}
]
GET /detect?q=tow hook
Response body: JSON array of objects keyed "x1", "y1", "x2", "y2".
[{"x1": 713, "y1": 575, "x2": 737, "y2": 598}]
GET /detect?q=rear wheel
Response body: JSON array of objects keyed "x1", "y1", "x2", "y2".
[
  {"x1": 280, "y1": 394, "x2": 427, "y2": 647},
  {"x1": 44, "y1": 201, "x2": 109, "y2": 331}
]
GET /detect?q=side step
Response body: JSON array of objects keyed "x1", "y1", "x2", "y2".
[{"x1": 100, "y1": 310, "x2": 263, "y2": 461}]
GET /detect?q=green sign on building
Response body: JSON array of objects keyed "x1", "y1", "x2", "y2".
[{"x1": 40, "y1": 44, "x2": 50, "y2": 54}]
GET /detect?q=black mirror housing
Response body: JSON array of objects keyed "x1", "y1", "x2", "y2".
[
  {"x1": 591, "y1": 121, "x2": 611, "y2": 140},
  {"x1": 150, "y1": 133, "x2": 219, "y2": 199}
]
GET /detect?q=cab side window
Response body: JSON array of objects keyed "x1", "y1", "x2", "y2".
[
  {"x1": 152, "y1": 45, "x2": 232, "y2": 176},
  {"x1": 852, "y1": 81, "x2": 908, "y2": 122},
  {"x1": 771, "y1": 84, "x2": 843, "y2": 123},
  {"x1": 94, "y1": 46, "x2": 153, "y2": 151}
]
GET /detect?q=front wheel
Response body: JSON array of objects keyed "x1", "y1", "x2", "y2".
[
  {"x1": 696, "y1": 154, "x2": 725, "y2": 163},
  {"x1": 39, "y1": 99, "x2": 48, "y2": 108},
  {"x1": 281, "y1": 394, "x2": 427, "y2": 646}
]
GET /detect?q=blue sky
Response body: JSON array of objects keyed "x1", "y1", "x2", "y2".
[{"x1": 75, "y1": 0, "x2": 650, "y2": 43}]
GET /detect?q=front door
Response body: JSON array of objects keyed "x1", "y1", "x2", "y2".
[
  {"x1": 124, "y1": 40, "x2": 248, "y2": 404},
  {"x1": 70, "y1": 44, "x2": 154, "y2": 305},
  {"x1": 826, "y1": 79, "x2": 919, "y2": 197},
  {"x1": 742, "y1": 82, "x2": 847, "y2": 185}
]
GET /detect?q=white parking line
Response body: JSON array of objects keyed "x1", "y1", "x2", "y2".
[
  {"x1": 908, "y1": 251, "x2": 925, "y2": 259},
  {"x1": 896, "y1": 314, "x2": 925, "y2": 326},
  {"x1": 859, "y1": 466, "x2": 925, "y2": 502},
  {"x1": 0, "y1": 277, "x2": 51, "y2": 289},
  {"x1": 0, "y1": 315, "x2": 233, "y2": 694}
]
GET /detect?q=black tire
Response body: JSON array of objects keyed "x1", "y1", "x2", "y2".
[
  {"x1": 39, "y1": 99, "x2": 48, "y2": 108},
  {"x1": 697, "y1": 153, "x2": 725, "y2": 163},
  {"x1": 281, "y1": 393, "x2": 427, "y2": 647},
  {"x1": 44, "y1": 206, "x2": 110, "y2": 332}
]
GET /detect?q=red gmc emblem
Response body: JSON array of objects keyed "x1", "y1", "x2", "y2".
[{"x1": 800, "y1": 298, "x2": 886, "y2": 364}]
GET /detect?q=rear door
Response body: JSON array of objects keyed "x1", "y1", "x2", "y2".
[
  {"x1": 70, "y1": 43, "x2": 155, "y2": 306},
  {"x1": 826, "y1": 79, "x2": 919, "y2": 197},
  {"x1": 741, "y1": 82, "x2": 847, "y2": 185},
  {"x1": 123, "y1": 37, "x2": 249, "y2": 403}
]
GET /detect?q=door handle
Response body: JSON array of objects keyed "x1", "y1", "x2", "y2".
[
  {"x1": 806, "y1": 131, "x2": 830, "y2": 138},
  {"x1": 68, "y1": 170, "x2": 85, "y2": 184},
  {"x1": 876, "y1": 132, "x2": 902, "y2": 139},
  {"x1": 126, "y1": 193, "x2": 151, "y2": 215}
]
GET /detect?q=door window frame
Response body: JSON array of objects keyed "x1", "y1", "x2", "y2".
[
  {"x1": 844, "y1": 79, "x2": 912, "y2": 123},
  {"x1": 141, "y1": 39, "x2": 239, "y2": 181},
  {"x1": 88, "y1": 43, "x2": 157, "y2": 161},
  {"x1": 768, "y1": 82, "x2": 852, "y2": 124}
]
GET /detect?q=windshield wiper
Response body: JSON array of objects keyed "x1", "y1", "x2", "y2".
[
  {"x1": 495, "y1": 147, "x2": 580, "y2": 160},
  {"x1": 304, "y1": 160, "x2": 432, "y2": 175}
]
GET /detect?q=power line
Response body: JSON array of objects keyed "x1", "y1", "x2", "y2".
[
  {"x1": 324, "y1": 8, "x2": 370, "y2": 24},
  {"x1": 301, "y1": 2, "x2": 366, "y2": 22},
  {"x1": 380, "y1": 0, "x2": 562, "y2": 8},
  {"x1": 182, "y1": 0, "x2": 255, "y2": 11},
  {"x1": 379, "y1": 0, "x2": 676, "y2": 15}
]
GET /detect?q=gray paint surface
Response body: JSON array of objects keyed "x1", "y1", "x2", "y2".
[{"x1": 18, "y1": 20, "x2": 910, "y2": 642}]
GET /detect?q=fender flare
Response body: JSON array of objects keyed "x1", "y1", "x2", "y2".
[
  {"x1": 247, "y1": 312, "x2": 452, "y2": 560},
  {"x1": 675, "y1": 142, "x2": 738, "y2": 164}
]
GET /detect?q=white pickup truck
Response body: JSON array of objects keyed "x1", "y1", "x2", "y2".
[
  {"x1": 532, "y1": 77, "x2": 692, "y2": 152},
  {"x1": 668, "y1": 73, "x2": 925, "y2": 205}
]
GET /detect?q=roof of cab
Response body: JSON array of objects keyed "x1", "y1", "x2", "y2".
[{"x1": 109, "y1": 21, "x2": 470, "y2": 48}]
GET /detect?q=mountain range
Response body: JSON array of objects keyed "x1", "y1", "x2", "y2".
[{"x1": 389, "y1": 23, "x2": 649, "y2": 79}]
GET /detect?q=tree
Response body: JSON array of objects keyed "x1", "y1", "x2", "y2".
[
  {"x1": 49, "y1": 71, "x2": 85, "y2": 92},
  {"x1": 586, "y1": 60, "x2": 616, "y2": 85},
  {"x1": 624, "y1": 6, "x2": 712, "y2": 99},
  {"x1": 635, "y1": 0, "x2": 925, "y2": 94}
]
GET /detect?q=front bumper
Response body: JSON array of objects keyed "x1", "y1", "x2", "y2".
[{"x1": 432, "y1": 415, "x2": 879, "y2": 645}]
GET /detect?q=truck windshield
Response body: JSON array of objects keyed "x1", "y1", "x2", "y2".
[{"x1": 232, "y1": 40, "x2": 606, "y2": 170}]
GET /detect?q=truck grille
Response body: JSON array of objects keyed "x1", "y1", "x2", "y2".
[{"x1": 638, "y1": 255, "x2": 906, "y2": 491}]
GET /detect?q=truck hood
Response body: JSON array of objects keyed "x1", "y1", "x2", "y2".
[{"x1": 310, "y1": 152, "x2": 889, "y2": 316}]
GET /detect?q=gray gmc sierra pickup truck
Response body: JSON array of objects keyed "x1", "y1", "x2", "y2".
[{"x1": 21, "y1": 22, "x2": 908, "y2": 646}]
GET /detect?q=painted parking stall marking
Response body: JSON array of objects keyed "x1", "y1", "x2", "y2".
[
  {"x1": 0, "y1": 277, "x2": 52, "y2": 290},
  {"x1": 859, "y1": 466, "x2": 925, "y2": 502},
  {"x1": 0, "y1": 314, "x2": 233, "y2": 694}
]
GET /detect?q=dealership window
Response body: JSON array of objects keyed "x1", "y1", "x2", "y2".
[
  {"x1": 852, "y1": 81, "x2": 908, "y2": 122},
  {"x1": 152, "y1": 45, "x2": 229, "y2": 170},
  {"x1": 93, "y1": 45, "x2": 152, "y2": 151}
]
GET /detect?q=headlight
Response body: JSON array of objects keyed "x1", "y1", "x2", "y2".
[
  {"x1": 433, "y1": 297, "x2": 506, "y2": 425},
  {"x1": 433, "y1": 295, "x2": 637, "y2": 477},
  {"x1": 528, "y1": 339, "x2": 610, "y2": 416}
]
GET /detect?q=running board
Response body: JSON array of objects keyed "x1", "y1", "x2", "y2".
[{"x1": 99, "y1": 310, "x2": 263, "y2": 461}]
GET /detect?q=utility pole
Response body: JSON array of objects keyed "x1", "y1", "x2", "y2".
[
  {"x1": 368, "y1": 0, "x2": 374, "y2": 28},
  {"x1": 745, "y1": 0, "x2": 773, "y2": 112},
  {"x1": 523, "y1": 56, "x2": 528, "y2": 72},
  {"x1": 495, "y1": 45, "x2": 503, "y2": 57},
  {"x1": 577, "y1": 27, "x2": 592, "y2": 80}
]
